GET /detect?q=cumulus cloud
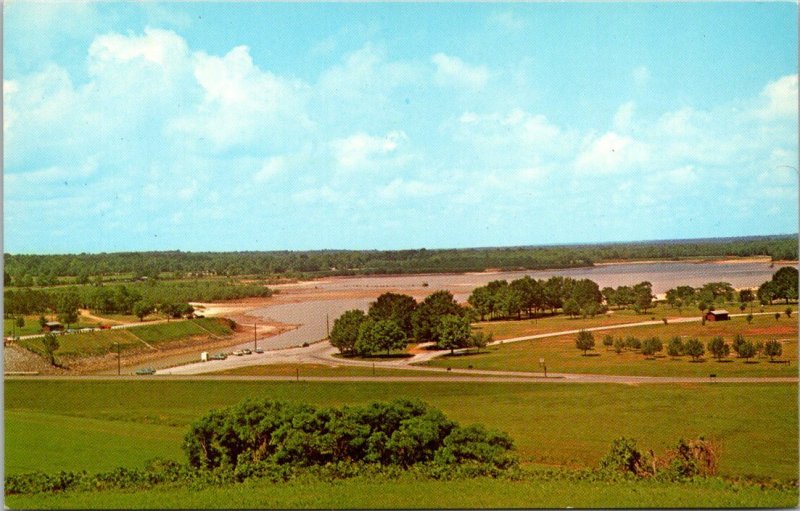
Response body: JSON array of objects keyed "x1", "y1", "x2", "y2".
[
  {"x1": 755, "y1": 74, "x2": 798, "y2": 119},
  {"x1": 574, "y1": 132, "x2": 650, "y2": 174},
  {"x1": 432, "y1": 53, "x2": 489, "y2": 91},
  {"x1": 331, "y1": 130, "x2": 409, "y2": 170}
]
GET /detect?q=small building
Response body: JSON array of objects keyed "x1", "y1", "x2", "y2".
[
  {"x1": 43, "y1": 321, "x2": 64, "y2": 332},
  {"x1": 705, "y1": 310, "x2": 730, "y2": 322}
]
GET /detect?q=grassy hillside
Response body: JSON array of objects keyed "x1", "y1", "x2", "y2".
[{"x1": 5, "y1": 380, "x2": 797, "y2": 480}]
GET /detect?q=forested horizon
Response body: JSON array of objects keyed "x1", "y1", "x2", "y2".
[{"x1": 4, "y1": 234, "x2": 797, "y2": 283}]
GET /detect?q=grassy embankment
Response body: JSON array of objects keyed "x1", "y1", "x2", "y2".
[
  {"x1": 5, "y1": 380, "x2": 797, "y2": 507},
  {"x1": 5, "y1": 380, "x2": 797, "y2": 479},
  {"x1": 15, "y1": 318, "x2": 233, "y2": 359},
  {"x1": 422, "y1": 312, "x2": 798, "y2": 377}
]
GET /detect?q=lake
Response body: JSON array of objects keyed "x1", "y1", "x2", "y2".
[{"x1": 245, "y1": 259, "x2": 796, "y2": 349}]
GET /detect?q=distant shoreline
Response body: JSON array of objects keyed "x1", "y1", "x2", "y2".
[{"x1": 594, "y1": 256, "x2": 797, "y2": 267}]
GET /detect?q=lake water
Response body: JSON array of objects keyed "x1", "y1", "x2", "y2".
[{"x1": 244, "y1": 260, "x2": 796, "y2": 350}]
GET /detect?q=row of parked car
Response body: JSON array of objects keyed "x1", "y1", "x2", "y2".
[{"x1": 136, "y1": 345, "x2": 275, "y2": 376}]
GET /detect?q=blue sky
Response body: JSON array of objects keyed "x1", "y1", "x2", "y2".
[{"x1": 3, "y1": 2, "x2": 798, "y2": 254}]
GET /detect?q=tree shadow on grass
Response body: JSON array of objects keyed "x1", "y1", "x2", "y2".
[
  {"x1": 688, "y1": 359, "x2": 707, "y2": 363},
  {"x1": 715, "y1": 359, "x2": 733, "y2": 363},
  {"x1": 439, "y1": 350, "x2": 487, "y2": 358},
  {"x1": 581, "y1": 353, "x2": 601, "y2": 357},
  {"x1": 335, "y1": 353, "x2": 413, "y2": 360}
]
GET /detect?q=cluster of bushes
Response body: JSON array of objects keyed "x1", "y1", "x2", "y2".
[
  {"x1": 597, "y1": 333, "x2": 784, "y2": 362},
  {"x1": 184, "y1": 398, "x2": 516, "y2": 473},
  {"x1": 12, "y1": 433, "x2": 773, "y2": 498},
  {"x1": 331, "y1": 292, "x2": 488, "y2": 355},
  {"x1": 599, "y1": 437, "x2": 719, "y2": 481}
]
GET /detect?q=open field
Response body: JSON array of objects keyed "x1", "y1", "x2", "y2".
[
  {"x1": 7, "y1": 470, "x2": 798, "y2": 509},
  {"x1": 425, "y1": 314, "x2": 798, "y2": 377},
  {"x1": 5, "y1": 380, "x2": 797, "y2": 480},
  {"x1": 475, "y1": 302, "x2": 793, "y2": 341},
  {"x1": 4, "y1": 316, "x2": 101, "y2": 337},
  {"x1": 15, "y1": 318, "x2": 234, "y2": 360}
]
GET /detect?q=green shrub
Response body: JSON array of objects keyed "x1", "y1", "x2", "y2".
[{"x1": 183, "y1": 398, "x2": 517, "y2": 472}]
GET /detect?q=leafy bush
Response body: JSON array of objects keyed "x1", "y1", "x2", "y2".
[
  {"x1": 183, "y1": 398, "x2": 516, "y2": 472},
  {"x1": 598, "y1": 437, "x2": 654, "y2": 478}
]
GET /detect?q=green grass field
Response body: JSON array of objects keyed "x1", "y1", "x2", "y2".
[
  {"x1": 5, "y1": 380, "x2": 797, "y2": 481},
  {"x1": 433, "y1": 314, "x2": 798, "y2": 377},
  {"x1": 15, "y1": 319, "x2": 233, "y2": 359},
  {"x1": 7, "y1": 471, "x2": 798, "y2": 509},
  {"x1": 127, "y1": 319, "x2": 226, "y2": 345},
  {"x1": 475, "y1": 302, "x2": 793, "y2": 341}
]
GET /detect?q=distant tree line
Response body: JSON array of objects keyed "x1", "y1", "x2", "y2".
[
  {"x1": 467, "y1": 276, "x2": 654, "y2": 321},
  {"x1": 4, "y1": 235, "x2": 796, "y2": 283},
  {"x1": 664, "y1": 267, "x2": 798, "y2": 312},
  {"x1": 3, "y1": 281, "x2": 272, "y2": 323}
]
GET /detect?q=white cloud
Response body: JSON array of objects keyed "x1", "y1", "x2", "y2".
[
  {"x1": 665, "y1": 165, "x2": 699, "y2": 185},
  {"x1": 377, "y1": 178, "x2": 442, "y2": 201},
  {"x1": 488, "y1": 11, "x2": 525, "y2": 31},
  {"x1": 331, "y1": 130, "x2": 408, "y2": 170},
  {"x1": 755, "y1": 74, "x2": 798, "y2": 119},
  {"x1": 612, "y1": 101, "x2": 636, "y2": 132},
  {"x1": 632, "y1": 66, "x2": 651, "y2": 87},
  {"x1": 254, "y1": 156, "x2": 288, "y2": 183},
  {"x1": 432, "y1": 53, "x2": 489, "y2": 91},
  {"x1": 168, "y1": 44, "x2": 312, "y2": 152},
  {"x1": 88, "y1": 27, "x2": 189, "y2": 71},
  {"x1": 574, "y1": 131, "x2": 650, "y2": 174}
]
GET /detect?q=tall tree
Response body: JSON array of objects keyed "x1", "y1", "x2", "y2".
[
  {"x1": 436, "y1": 314, "x2": 473, "y2": 354},
  {"x1": 56, "y1": 291, "x2": 80, "y2": 329},
  {"x1": 575, "y1": 330, "x2": 595, "y2": 355},
  {"x1": 330, "y1": 310, "x2": 367, "y2": 354},
  {"x1": 41, "y1": 332, "x2": 60, "y2": 366},
  {"x1": 772, "y1": 267, "x2": 799, "y2": 304},
  {"x1": 368, "y1": 293, "x2": 417, "y2": 335},
  {"x1": 412, "y1": 291, "x2": 463, "y2": 343},
  {"x1": 707, "y1": 336, "x2": 730, "y2": 361},
  {"x1": 467, "y1": 286, "x2": 493, "y2": 321}
]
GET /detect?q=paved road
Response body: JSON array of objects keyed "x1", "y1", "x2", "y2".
[{"x1": 5, "y1": 373, "x2": 796, "y2": 384}]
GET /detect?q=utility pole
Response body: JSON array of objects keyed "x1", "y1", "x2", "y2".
[
  {"x1": 116, "y1": 342, "x2": 121, "y2": 376},
  {"x1": 326, "y1": 314, "x2": 330, "y2": 338},
  {"x1": 254, "y1": 323, "x2": 257, "y2": 351}
]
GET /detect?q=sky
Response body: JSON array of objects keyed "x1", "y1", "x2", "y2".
[{"x1": 3, "y1": 2, "x2": 798, "y2": 254}]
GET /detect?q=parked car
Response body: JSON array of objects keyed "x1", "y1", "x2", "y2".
[
  {"x1": 135, "y1": 367, "x2": 156, "y2": 375},
  {"x1": 209, "y1": 353, "x2": 228, "y2": 360},
  {"x1": 233, "y1": 350, "x2": 244, "y2": 356},
  {"x1": 254, "y1": 348, "x2": 264, "y2": 354},
  {"x1": 242, "y1": 348, "x2": 252, "y2": 355}
]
